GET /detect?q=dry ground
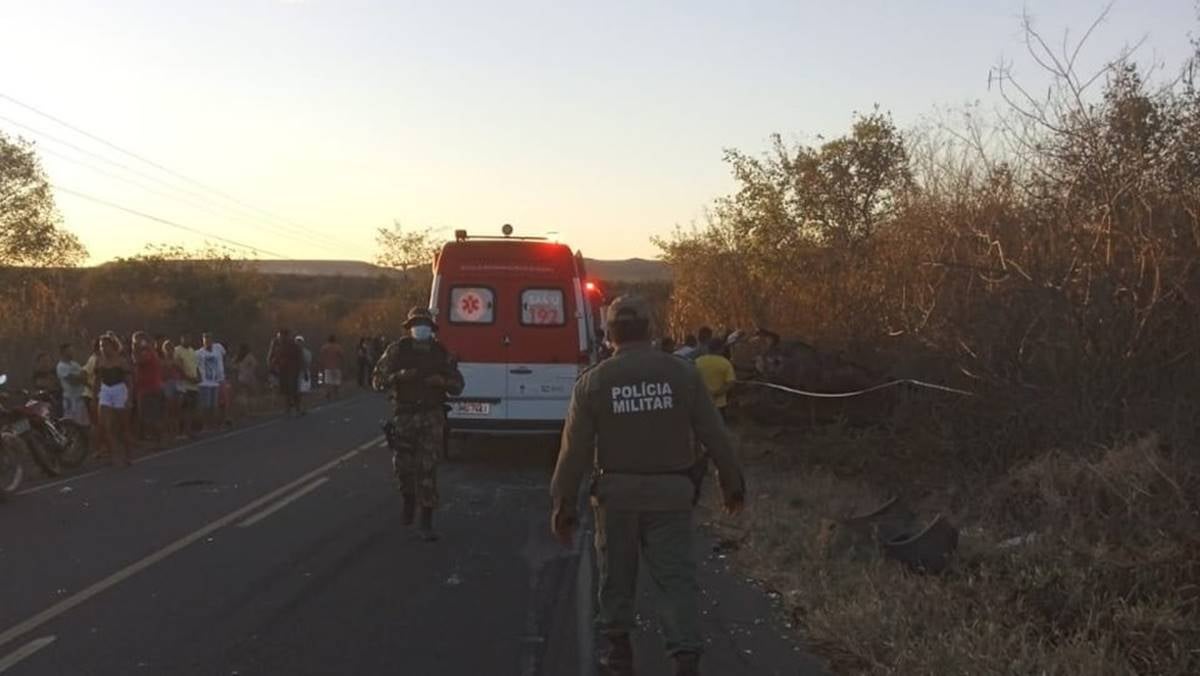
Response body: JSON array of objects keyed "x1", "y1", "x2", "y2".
[{"x1": 698, "y1": 422, "x2": 1200, "y2": 675}]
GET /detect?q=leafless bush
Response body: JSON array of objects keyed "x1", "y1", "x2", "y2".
[{"x1": 661, "y1": 19, "x2": 1200, "y2": 453}]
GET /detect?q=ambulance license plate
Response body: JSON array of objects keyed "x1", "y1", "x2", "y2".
[{"x1": 453, "y1": 402, "x2": 491, "y2": 416}]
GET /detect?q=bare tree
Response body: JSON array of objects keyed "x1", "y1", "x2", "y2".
[{"x1": 374, "y1": 221, "x2": 438, "y2": 273}]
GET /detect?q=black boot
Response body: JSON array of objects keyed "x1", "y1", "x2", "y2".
[
  {"x1": 418, "y1": 507, "x2": 438, "y2": 542},
  {"x1": 673, "y1": 651, "x2": 701, "y2": 676},
  {"x1": 598, "y1": 633, "x2": 633, "y2": 676},
  {"x1": 401, "y1": 494, "x2": 416, "y2": 526}
]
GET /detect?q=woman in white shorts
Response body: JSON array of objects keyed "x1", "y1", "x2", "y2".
[{"x1": 96, "y1": 334, "x2": 134, "y2": 467}]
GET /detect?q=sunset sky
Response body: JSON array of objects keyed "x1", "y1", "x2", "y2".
[{"x1": 1, "y1": 0, "x2": 1194, "y2": 264}]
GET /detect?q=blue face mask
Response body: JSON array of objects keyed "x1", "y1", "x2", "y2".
[{"x1": 410, "y1": 325, "x2": 434, "y2": 341}]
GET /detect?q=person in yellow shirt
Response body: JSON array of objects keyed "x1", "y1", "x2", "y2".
[{"x1": 694, "y1": 338, "x2": 736, "y2": 420}]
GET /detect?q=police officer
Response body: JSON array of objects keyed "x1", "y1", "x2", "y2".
[
  {"x1": 550, "y1": 296, "x2": 746, "y2": 676},
  {"x1": 373, "y1": 307, "x2": 465, "y2": 541}
]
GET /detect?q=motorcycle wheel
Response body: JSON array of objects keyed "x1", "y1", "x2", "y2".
[
  {"x1": 57, "y1": 422, "x2": 91, "y2": 469},
  {"x1": 27, "y1": 430, "x2": 64, "y2": 477},
  {"x1": 0, "y1": 435, "x2": 24, "y2": 496}
]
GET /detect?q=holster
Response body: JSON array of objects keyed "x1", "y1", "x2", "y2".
[
  {"x1": 384, "y1": 400, "x2": 446, "y2": 453},
  {"x1": 390, "y1": 399, "x2": 442, "y2": 415},
  {"x1": 589, "y1": 465, "x2": 703, "y2": 511}
]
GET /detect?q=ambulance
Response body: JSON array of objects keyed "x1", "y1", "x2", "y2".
[{"x1": 429, "y1": 225, "x2": 603, "y2": 434}]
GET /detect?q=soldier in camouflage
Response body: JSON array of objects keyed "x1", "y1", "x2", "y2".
[{"x1": 372, "y1": 307, "x2": 465, "y2": 541}]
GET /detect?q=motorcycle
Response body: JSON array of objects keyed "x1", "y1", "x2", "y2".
[
  {"x1": 0, "y1": 374, "x2": 89, "y2": 480},
  {"x1": 29, "y1": 389, "x2": 90, "y2": 471},
  {"x1": 0, "y1": 375, "x2": 27, "y2": 498}
]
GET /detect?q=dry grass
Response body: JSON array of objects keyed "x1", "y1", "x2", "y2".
[{"x1": 701, "y1": 425, "x2": 1200, "y2": 675}]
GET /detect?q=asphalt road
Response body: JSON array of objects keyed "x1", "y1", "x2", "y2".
[{"x1": 0, "y1": 394, "x2": 583, "y2": 676}]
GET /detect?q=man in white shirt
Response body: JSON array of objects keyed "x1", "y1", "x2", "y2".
[
  {"x1": 56, "y1": 343, "x2": 90, "y2": 427},
  {"x1": 196, "y1": 333, "x2": 226, "y2": 430}
]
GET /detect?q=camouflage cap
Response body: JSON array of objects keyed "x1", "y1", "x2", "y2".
[
  {"x1": 403, "y1": 306, "x2": 438, "y2": 329},
  {"x1": 605, "y1": 295, "x2": 651, "y2": 324}
]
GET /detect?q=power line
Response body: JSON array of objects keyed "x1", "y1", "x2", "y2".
[
  {"x1": 0, "y1": 92, "x2": 347, "y2": 248},
  {"x1": 2, "y1": 114, "x2": 184, "y2": 193},
  {"x1": 23, "y1": 128, "x2": 350, "y2": 255},
  {"x1": 52, "y1": 185, "x2": 291, "y2": 260},
  {"x1": 0, "y1": 112, "x2": 349, "y2": 252},
  {"x1": 38, "y1": 145, "x2": 287, "y2": 235}
]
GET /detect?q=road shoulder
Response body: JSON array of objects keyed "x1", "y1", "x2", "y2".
[{"x1": 625, "y1": 524, "x2": 828, "y2": 676}]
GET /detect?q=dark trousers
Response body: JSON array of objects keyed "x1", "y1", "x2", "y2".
[{"x1": 279, "y1": 372, "x2": 301, "y2": 411}]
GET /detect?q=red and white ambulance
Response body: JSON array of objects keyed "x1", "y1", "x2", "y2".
[{"x1": 430, "y1": 226, "x2": 603, "y2": 434}]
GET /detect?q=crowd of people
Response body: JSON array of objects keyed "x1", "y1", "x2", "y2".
[
  {"x1": 23, "y1": 319, "x2": 740, "y2": 470},
  {"x1": 26, "y1": 330, "x2": 387, "y2": 468}
]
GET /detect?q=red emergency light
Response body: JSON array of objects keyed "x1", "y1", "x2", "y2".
[{"x1": 585, "y1": 281, "x2": 597, "y2": 293}]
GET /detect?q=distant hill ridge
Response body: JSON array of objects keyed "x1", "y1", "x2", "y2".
[{"x1": 237, "y1": 258, "x2": 671, "y2": 282}]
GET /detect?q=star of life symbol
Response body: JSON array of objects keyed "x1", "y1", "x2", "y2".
[
  {"x1": 460, "y1": 294, "x2": 481, "y2": 316},
  {"x1": 458, "y1": 291, "x2": 484, "y2": 320}
]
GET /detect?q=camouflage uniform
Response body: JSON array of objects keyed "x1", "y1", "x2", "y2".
[
  {"x1": 372, "y1": 308, "x2": 464, "y2": 536},
  {"x1": 386, "y1": 407, "x2": 445, "y2": 508}
]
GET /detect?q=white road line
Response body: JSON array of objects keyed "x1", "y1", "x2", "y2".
[
  {"x1": 0, "y1": 435, "x2": 382, "y2": 651},
  {"x1": 17, "y1": 468, "x2": 108, "y2": 495},
  {"x1": 375, "y1": 439, "x2": 388, "y2": 448},
  {"x1": 238, "y1": 477, "x2": 329, "y2": 528},
  {"x1": 16, "y1": 417, "x2": 283, "y2": 496},
  {"x1": 0, "y1": 636, "x2": 56, "y2": 673},
  {"x1": 130, "y1": 417, "x2": 284, "y2": 465},
  {"x1": 16, "y1": 393, "x2": 371, "y2": 496}
]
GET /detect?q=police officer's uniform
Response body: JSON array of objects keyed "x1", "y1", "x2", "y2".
[{"x1": 550, "y1": 296, "x2": 746, "y2": 675}]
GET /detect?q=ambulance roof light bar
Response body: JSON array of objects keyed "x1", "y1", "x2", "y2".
[{"x1": 452, "y1": 224, "x2": 549, "y2": 242}]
